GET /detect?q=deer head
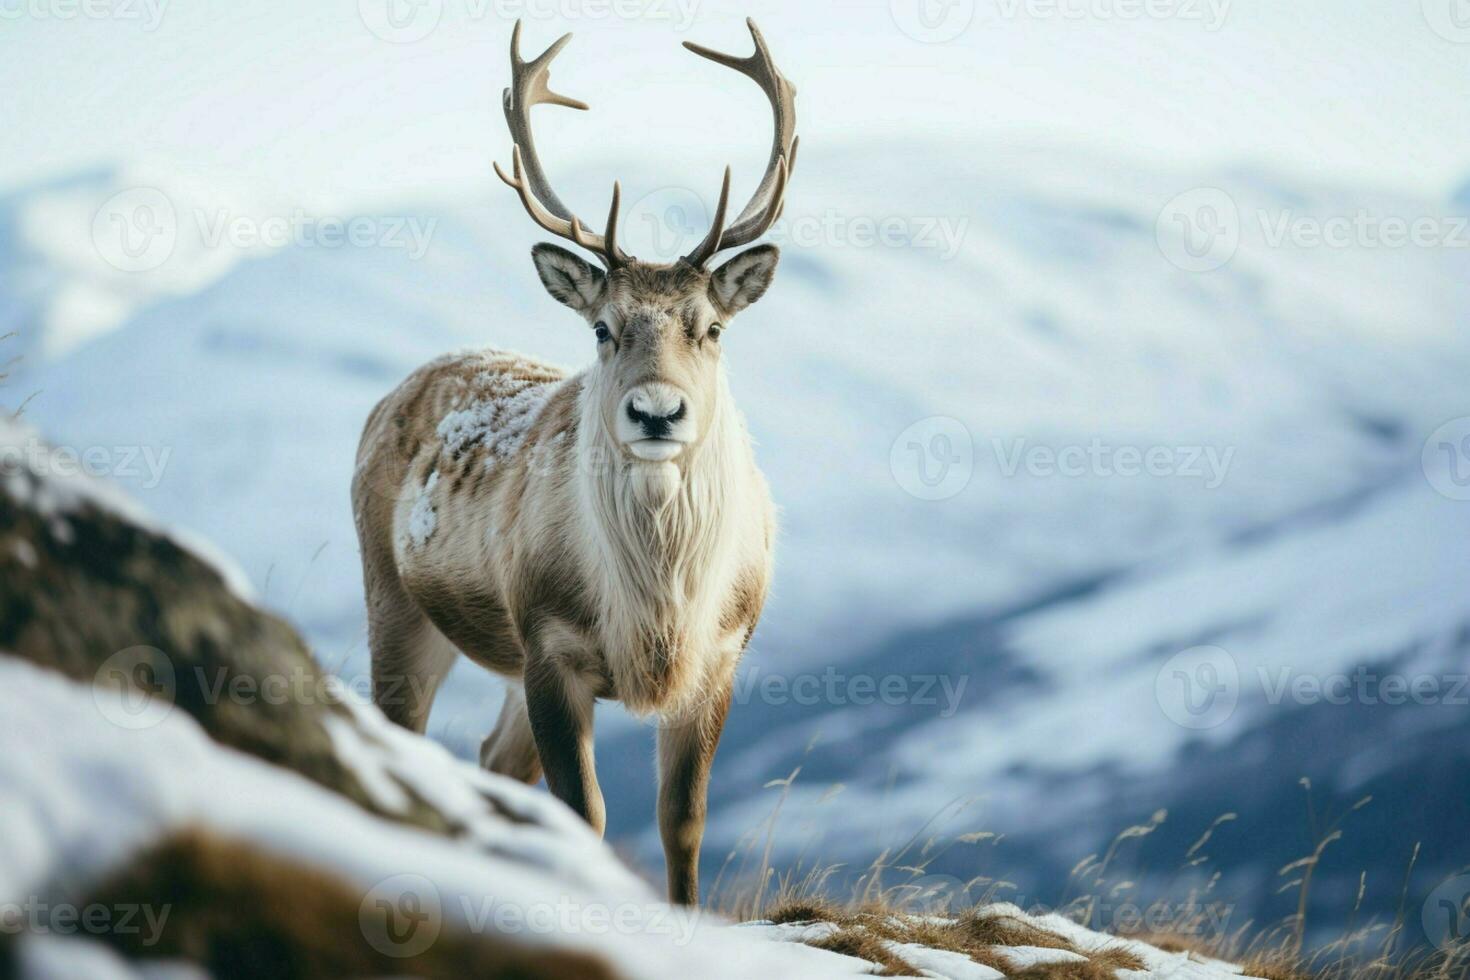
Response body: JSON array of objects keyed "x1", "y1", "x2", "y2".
[{"x1": 494, "y1": 19, "x2": 797, "y2": 464}]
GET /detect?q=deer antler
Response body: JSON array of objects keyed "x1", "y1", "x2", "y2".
[
  {"x1": 494, "y1": 19, "x2": 796, "y2": 271},
  {"x1": 681, "y1": 18, "x2": 799, "y2": 268},
  {"x1": 493, "y1": 21, "x2": 628, "y2": 268}
]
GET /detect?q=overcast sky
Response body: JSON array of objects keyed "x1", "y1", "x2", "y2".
[{"x1": 3, "y1": 0, "x2": 1468, "y2": 207}]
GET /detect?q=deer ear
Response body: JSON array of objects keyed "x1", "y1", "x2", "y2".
[
  {"x1": 709, "y1": 244, "x2": 779, "y2": 316},
  {"x1": 532, "y1": 244, "x2": 606, "y2": 313}
]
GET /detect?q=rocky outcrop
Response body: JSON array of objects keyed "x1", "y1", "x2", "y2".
[{"x1": 0, "y1": 420, "x2": 400, "y2": 817}]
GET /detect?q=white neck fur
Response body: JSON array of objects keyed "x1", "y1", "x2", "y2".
[{"x1": 571, "y1": 368, "x2": 749, "y2": 714}]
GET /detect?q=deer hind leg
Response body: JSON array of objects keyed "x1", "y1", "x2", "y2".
[
  {"x1": 367, "y1": 584, "x2": 458, "y2": 734},
  {"x1": 480, "y1": 684, "x2": 542, "y2": 784}
]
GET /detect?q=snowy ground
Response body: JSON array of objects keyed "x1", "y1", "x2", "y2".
[{"x1": 7, "y1": 653, "x2": 1285, "y2": 978}]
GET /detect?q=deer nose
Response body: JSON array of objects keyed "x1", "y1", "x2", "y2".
[{"x1": 626, "y1": 395, "x2": 687, "y2": 439}]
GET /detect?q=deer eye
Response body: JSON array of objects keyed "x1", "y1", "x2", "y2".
[
  {"x1": 594, "y1": 321, "x2": 612, "y2": 344},
  {"x1": 706, "y1": 323, "x2": 723, "y2": 342}
]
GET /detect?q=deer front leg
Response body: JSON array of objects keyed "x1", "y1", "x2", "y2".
[
  {"x1": 522, "y1": 631, "x2": 605, "y2": 837},
  {"x1": 657, "y1": 673, "x2": 734, "y2": 905}
]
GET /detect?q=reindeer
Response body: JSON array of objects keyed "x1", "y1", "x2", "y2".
[{"x1": 351, "y1": 19, "x2": 797, "y2": 904}]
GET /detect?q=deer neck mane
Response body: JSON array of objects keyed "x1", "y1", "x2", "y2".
[{"x1": 570, "y1": 368, "x2": 748, "y2": 712}]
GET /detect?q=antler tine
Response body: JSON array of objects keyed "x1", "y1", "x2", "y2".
[
  {"x1": 603, "y1": 181, "x2": 627, "y2": 265},
  {"x1": 509, "y1": 21, "x2": 589, "y2": 112},
  {"x1": 497, "y1": 21, "x2": 627, "y2": 268},
  {"x1": 502, "y1": 20, "x2": 587, "y2": 222},
  {"x1": 569, "y1": 181, "x2": 629, "y2": 266},
  {"x1": 496, "y1": 144, "x2": 575, "y2": 239},
  {"x1": 683, "y1": 167, "x2": 733, "y2": 269},
  {"x1": 726, "y1": 154, "x2": 787, "y2": 247},
  {"x1": 496, "y1": 146, "x2": 622, "y2": 268},
  {"x1": 681, "y1": 18, "x2": 798, "y2": 261}
]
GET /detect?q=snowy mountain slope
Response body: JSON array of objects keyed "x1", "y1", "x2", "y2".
[
  {"x1": 9, "y1": 143, "x2": 1470, "y2": 937},
  {"x1": 21, "y1": 147, "x2": 1470, "y2": 662},
  {"x1": 0, "y1": 166, "x2": 278, "y2": 363}
]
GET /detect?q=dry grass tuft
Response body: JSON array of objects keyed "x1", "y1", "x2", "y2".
[
  {"x1": 1236, "y1": 954, "x2": 1315, "y2": 980},
  {"x1": 805, "y1": 929, "x2": 922, "y2": 977},
  {"x1": 763, "y1": 898, "x2": 1147, "y2": 979}
]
